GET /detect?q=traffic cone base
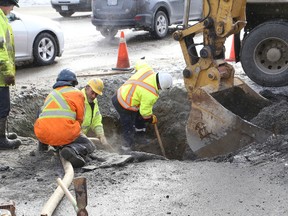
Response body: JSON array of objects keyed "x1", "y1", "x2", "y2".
[{"x1": 112, "y1": 31, "x2": 132, "y2": 71}]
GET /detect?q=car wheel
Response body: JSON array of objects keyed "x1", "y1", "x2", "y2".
[
  {"x1": 33, "y1": 32, "x2": 58, "y2": 66},
  {"x1": 59, "y1": 11, "x2": 74, "y2": 17},
  {"x1": 240, "y1": 22, "x2": 288, "y2": 87},
  {"x1": 99, "y1": 28, "x2": 118, "y2": 39},
  {"x1": 151, "y1": 11, "x2": 169, "y2": 39}
]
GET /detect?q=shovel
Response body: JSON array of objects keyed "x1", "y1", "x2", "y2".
[
  {"x1": 73, "y1": 177, "x2": 88, "y2": 216},
  {"x1": 154, "y1": 124, "x2": 166, "y2": 158}
]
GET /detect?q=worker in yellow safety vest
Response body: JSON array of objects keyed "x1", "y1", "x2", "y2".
[
  {"x1": 112, "y1": 61, "x2": 173, "y2": 153},
  {"x1": 81, "y1": 78, "x2": 109, "y2": 147},
  {"x1": 34, "y1": 69, "x2": 96, "y2": 168},
  {"x1": 0, "y1": 0, "x2": 22, "y2": 150}
]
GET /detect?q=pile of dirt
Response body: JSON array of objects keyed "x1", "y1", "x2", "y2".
[
  {"x1": 251, "y1": 100, "x2": 288, "y2": 135},
  {"x1": 208, "y1": 91, "x2": 288, "y2": 166}
]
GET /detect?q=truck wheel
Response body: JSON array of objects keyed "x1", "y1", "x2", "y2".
[
  {"x1": 151, "y1": 11, "x2": 169, "y2": 39},
  {"x1": 59, "y1": 11, "x2": 74, "y2": 17},
  {"x1": 99, "y1": 28, "x2": 118, "y2": 39},
  {"x1": 240, "y1": 22, "x2": 288, "y2": 87}
]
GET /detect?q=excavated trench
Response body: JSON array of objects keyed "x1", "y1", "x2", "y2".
[
  {"x1": 8, "y1": 76, "x2": 288, "y2": 162},
  {"x1": 9, "y1": 77, "x2": 191, "y2": 160}
]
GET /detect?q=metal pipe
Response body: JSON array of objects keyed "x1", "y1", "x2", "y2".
[
  {"x1": 183, "y1": 0, "x2": 191, "y2": 28},
  {"x1": 40, "y1": 156, "x2": 74, "y2": 216}
]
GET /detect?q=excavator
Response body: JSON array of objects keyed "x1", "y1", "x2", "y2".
[{"x1": 173, "y1": 0, "x2": 273, "y2": 158}]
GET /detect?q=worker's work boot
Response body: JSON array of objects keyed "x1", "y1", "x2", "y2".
[
  {"x1": 135, "y1": 130, "x2": 148, "y2": 144},
  {"x1": 6, "y1": 132, "x2": 17, "y2": 140},
  {"x1": 120, "y1": 146, "x2": 131, "y2": 154},
  {"x1": 60, "y1": 146, "x2": 86, "y2": 168},
  {"x1": 0, "y1": 117, "x2": 21, "y2": 150},
  {"x1": 135, "y1": 128, "x2": 153, "y2": 147}
]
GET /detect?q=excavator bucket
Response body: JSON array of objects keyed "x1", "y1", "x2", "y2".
[
  {"x1": 186, "y1": 77, "x2": 273, "y2": 158},
  {"x1": 175, "y1": 0, "x2": 271, "y2": 158}
]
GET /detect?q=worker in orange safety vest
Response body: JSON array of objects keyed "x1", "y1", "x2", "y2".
[
  {"x1": 111, "y1": 60, "x2": 173, "y2": 153},
  {"x1": 34, "y1": 69, "x2": 95, "y2": 168}
]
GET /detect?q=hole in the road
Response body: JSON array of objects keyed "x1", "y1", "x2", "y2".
[{"x1": 10, "y1": 86, "x2": 190, "y2": 160}]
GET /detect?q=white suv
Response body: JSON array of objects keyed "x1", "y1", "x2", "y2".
[{"x1": 51, "y1": 0, "x2": 92, "y2": 17}]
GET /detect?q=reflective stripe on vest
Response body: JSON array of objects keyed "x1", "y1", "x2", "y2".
[
  {"x1": 82, "y1": 125, "x2": 89, "y2": 131},
  {"x1": 117, "y1": 70, "x2": 157, "y2": 111},
  {"x1": 39, "y1": 87, "x2": 77, "y2": 120}
]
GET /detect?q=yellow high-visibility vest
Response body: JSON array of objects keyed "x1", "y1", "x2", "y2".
[
  {"x1": 117, "y1": 68, "x2": 159, "y2": 119},
  {"x1": 0, "y1": 9, "x2": 16, "y2": 87},
  {"x1": 81, "y1": 88, "x2": 104, "y2": 137}
]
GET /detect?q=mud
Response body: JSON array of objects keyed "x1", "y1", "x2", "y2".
[{"x1": 1, "y1": 76, "x2": 288, "y2": 215}]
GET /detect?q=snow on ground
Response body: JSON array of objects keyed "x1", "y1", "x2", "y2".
[{"x1": 19, "y1": 0, "x2": 50, "y2": 7}]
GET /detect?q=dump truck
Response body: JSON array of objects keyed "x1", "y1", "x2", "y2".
[
  {"x1": 238, "y1": 0, "x2": 288, "y2": 87},
  {"x1": 173, "y1": 0, "x2": 281, "y2": 158}
]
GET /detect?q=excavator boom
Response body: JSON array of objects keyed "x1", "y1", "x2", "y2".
[{"x1": 173, "y1": 0, "x2": 272, "y2": 158}]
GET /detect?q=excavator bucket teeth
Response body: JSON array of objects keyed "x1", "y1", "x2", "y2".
[{"x1": 186, "y1": 78, "x2": 273, "y2": 158}]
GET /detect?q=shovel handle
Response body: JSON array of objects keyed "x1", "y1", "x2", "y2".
[{"x1": 154, "y1": 124, "x2": 166, "y2": 158}]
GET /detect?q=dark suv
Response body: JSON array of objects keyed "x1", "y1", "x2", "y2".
[
  {"x1": 51, "y1": 0, "x2": 92, "y2": 17},
  {"x1": 91, "y1": 0, "x2": 202, "y2": 39}
]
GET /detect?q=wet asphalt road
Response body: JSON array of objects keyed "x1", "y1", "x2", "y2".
[{"x1": 14, "y1": 6, "x2": 183, "y2": 84}]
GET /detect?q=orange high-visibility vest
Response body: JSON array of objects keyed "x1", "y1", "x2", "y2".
[
  {"x1": 117, "y1": 69, "x2": 159, "y2": 119},
  {"x1": 34, "y1": 86, "x2": 85, "y2": 146}
]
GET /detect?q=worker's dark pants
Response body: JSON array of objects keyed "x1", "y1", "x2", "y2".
[
  {"x1": 112, "y1": 94, "x2": 146, "y2": 148},
  {"x1": 42, "y1": 133, "x2": 96, "y2": 161},
  {"x1": 39, "y1": 133, "x2": 95, "y2": 159},
  {"x1": 66, "y1": 133, "x2": 96, "y2": 156},
  {"x1": 0, "y1": 87, "x2": 10, "y2": 118}
]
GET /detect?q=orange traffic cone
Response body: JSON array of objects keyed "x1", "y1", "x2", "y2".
[
  {"x1": 225, "y1": 35, "x2": 236, "y2": 62},
  {"x1": 112, "y1": 31, "x2": 132, "y2": 71}
]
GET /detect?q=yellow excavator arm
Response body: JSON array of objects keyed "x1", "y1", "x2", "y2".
[
  {"x1": 174, "y1": 0, "x2": 247, "y2": 94},
  {"x1": 173, "y1": 0, "x2": 272, "y2": 158}
]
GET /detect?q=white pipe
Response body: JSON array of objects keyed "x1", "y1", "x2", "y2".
[
  {"x1": 40, "y1": 156, "x2": 74, "y2": 216},
  {"x1": 56, "y1": 178, "x2": 78, "y2": 213}
]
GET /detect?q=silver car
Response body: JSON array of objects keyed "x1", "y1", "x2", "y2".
[{"x1": 8, "y1": 11, "x2": 64, "y2": 66}]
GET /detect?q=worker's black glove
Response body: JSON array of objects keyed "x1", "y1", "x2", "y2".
[{"x1": 4, "y1": 75, "x2": 15, "y2": 85}]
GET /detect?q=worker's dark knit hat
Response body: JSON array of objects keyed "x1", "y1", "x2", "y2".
[{"x1": 0, "y1": 0, "x2": 19, "y2": 7}]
